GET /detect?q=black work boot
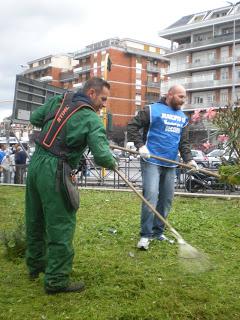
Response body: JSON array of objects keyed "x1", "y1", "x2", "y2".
[
  {"x1": 45, "y1": 282, "x2": 85, "y2": 295},
  {"x1": 29, "y1": 269, "x2": 45, "y2": 280}
]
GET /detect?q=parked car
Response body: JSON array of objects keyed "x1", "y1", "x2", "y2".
[
  {"x1": 191, "y1": 149, "x2": 209, "y2": 168},
  {"x1": 207, "y1": 149, "x2": 238, "y2": 168},
  {"x1": 206, "y1": 149, "x2": 224, "y2": 168}
]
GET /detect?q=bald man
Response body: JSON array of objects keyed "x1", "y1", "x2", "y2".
[{"x1": 127, "y1": 85, "x2": 198, "y2": 250}]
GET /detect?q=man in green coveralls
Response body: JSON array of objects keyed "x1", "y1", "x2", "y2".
[{"x1": 25, "y1": 77, "x2": 116, "y2": 294}]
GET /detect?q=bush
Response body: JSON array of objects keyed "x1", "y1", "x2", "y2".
[{"x1": 0, "y1": 220, "x2": 26, "y2": 260}]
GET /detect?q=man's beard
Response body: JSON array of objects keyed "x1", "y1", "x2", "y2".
[{"x1": 171, "y1": 101, "x2": 182, "y2": 110}]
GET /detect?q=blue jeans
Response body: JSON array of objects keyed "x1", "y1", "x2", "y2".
[{"x1": 140, "y1": 159, "x2": 176, "y2": 238}]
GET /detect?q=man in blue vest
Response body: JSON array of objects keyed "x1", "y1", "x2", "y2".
[{"x1": 127, "y1": 85, "x2": 198, "y2": 250}]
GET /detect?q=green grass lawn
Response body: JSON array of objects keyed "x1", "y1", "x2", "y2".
[{"x1": 0, "y1": 186, "x2": 240, "y2": 320}]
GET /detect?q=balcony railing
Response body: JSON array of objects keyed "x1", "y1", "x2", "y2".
[
  {"x1": 60, "y1": 72, "x2": 78, "y2": 82},
  {"x1": 147, "y1": 64, "x2": 161, "y2": 73},
  {"x1": 146, "y1": 81, "x2": 160, "y2": 88},
  {"x1": 183, "y1": 102, "x2": 228, "y2": 111},
  {"x1": 161, "y1": 77, "x2": 240, "y2": 92},
  {"x1": 168, "y1": 56, "x2": 240, "y2": 74},
  {"x1": 146, "y1": 64, "x2": 168, "y2": 74},
  {"x1": 172, "y1": 31, "x2": 240, "y2": 53},
  {"x1": 74, "y1": 65, "x2": 91, "y2": 74},
  {"x1": 22, "y1": 64, "x2": 51, "y2": 74}
]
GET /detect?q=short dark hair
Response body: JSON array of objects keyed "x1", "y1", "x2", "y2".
[{"x1": 82, "y1": 77, "x2": 110, "y2": 95}]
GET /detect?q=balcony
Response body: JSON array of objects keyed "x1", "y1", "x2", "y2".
[
  {"x1": 73, "y1": 65, "x2": 91, "y2": 74},
  {"x1": 183, "y1": 102, "x2": 228, "y2": 111},
  {"x1": 168, "y1": 56, "x2": 240, "y2": 74},
  {"x1": 38, "y1": 76, "x2": 53, "y2": 82},
  {"x1": 60, "y1": 72, "x2": 78, "y2": 82},
  {"x1": 125, "y1": 47, "x2": 169, "y2": 61},
  {"x1": 169, "y1": 31, "x2": 240, "y2": 54},
  {"x1": 22, "y1": 64, "x2": 51, "y2": 75},
  {"x1": 147, "y1": 64, "x2": 161, "y2": 73},
  {"x1": 72, "y1": 81, "x2": 86, "y2": 89},
  {"x1": 161, "y1": 76, "x2": 240, "y2": 93},
  {"x1": 146, "y1": 81, "x2": 160, "y2": 89}
]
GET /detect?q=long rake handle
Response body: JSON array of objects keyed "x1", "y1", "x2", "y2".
[
  {"x1": 110, "y1": 144, "x2": 220, "y2": 179},
  {"x1": 114, "y1": 167, "x2": 183, "y2": 242}
]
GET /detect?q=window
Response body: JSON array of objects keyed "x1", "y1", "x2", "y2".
[
  {"x1": 220, "y1": 90, "x2": 228, "y2": 103},
  {"x1": 149, "y1": 46, "x2": 156, "y2": 53},
  {"x1": 136, "y1": 56, "x2": 141, "y2": 63},
  {"x1": 220, "y1": 68, "x2": 229, "y2": 80},
  {"x1": 136, "y1": 79, "x2": 141, "y2": 90},
  {"x1": 136, "y1": 62, "x2": 142, "y2": 75},
  {"x1": 221, "y1": 46, "x2": 229, "y2": 60},
  {"x1": 136, "y1": 73, "x2": 141, "y2": 80},
  {"x1": 222, "y1": 28, "x2": 232, "y2": 35},
  {"x1": 136, "y1": 68, "x2": 142, "y2": 75},
  {"x1": 207, "y1": 51, "x2": 215, "y2": 61},
  {"x1": 188, "y1": 13, "x2": 206, "y2": 24},
  {"x1": 136, "y1": 62, "x2": 142, "y2": 69},
  {"x1": 194, "y1": 58, "x2": 201, "y2": 64},
  {"x1": 135, "y1": 94, "x2": 141, "y2": 105},
  {"x1": 194, "y1": 97, "x2": 203, "y2": 104},
  {"x1": 192, "y1": 14, "x2": 205, "y2": 23},
  {"x1": 207, "y1": 95, "x2": 215, "y2": 103},
  {"x1": 208, "y1": 9, "x2": 230, "y2": 20}
]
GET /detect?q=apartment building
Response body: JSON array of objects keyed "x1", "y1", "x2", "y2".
[
  {"x1": 21, "y1": 38, "x2": 169, "y2": 127},
  {"x1": 158, "y1": 4, "x2": 240, "y2": 112},
  {"x1": 21, "y1": 54, "x2": 78, "y2": 87}
]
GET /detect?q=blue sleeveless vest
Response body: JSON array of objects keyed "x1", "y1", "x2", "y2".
[{"x1": 145, "y1": 102, "x2": 188, "y2": 167}]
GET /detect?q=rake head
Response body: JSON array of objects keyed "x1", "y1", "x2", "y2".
[{"x1": 178, "y1": 241, "x2": 211, "y2": 273}]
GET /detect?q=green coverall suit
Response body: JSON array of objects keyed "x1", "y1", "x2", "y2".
[{"x1": 25, "y1": 95, "x2": 116, "y2": 291}]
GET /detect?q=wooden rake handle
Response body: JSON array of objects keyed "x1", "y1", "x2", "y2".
[{"x1": 110, "y1": 144, "x2": 220, "y2": 179}]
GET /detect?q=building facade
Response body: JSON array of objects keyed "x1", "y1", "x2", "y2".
[
  {"x1": 158, "y1": 4, "x2": 240, "y2": 111},
  {"x1": 22, "y1": 54, "x2": 78, "y2": 87},
  {"x1": 21, "y1": 38, "x2": 169, "y2": 127}
]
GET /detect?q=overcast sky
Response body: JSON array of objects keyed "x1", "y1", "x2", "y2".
[{"x1": 0, "y1": 0, "x2": 226, "y2": 122}]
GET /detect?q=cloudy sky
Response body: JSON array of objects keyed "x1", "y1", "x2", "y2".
[{"x1": 0, "y1": 0, "x2": 226, "y2": 121}]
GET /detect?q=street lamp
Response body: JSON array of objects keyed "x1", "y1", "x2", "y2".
[{"x1": 227, "y1": 1, "x2": 240, "y2": 107}]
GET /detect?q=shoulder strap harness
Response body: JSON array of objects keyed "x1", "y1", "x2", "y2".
[{"x1": 36, "y1": 92, "x2": 95, "y2": 159}]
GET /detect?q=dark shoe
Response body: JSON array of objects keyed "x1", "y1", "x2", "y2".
[
  {"x1": 45, "y1": 282, "x2": 85, "y2": 295},
  {"x1": 29, "y1": 269, "x2": 45, "y2": 280}
]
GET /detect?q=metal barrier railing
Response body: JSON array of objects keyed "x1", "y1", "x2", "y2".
[{"x1": 0, "y1": 158, "x2": 239, "y2": 195}]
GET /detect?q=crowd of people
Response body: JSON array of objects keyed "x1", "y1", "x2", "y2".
[{"x1": 0, "y1": 143, "x2": 28, "y2": 184}]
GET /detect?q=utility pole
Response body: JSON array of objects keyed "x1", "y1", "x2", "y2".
[
  {"x1": 227, "y1": 1, "x2": 240, "y2": 108},
  {"x1": 101, "y1": 52, "x2": 112, "y2": 177}
]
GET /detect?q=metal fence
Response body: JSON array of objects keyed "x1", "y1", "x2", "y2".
[{"x1": 1, "y1": 157, "x2": 239, "y2": 196}]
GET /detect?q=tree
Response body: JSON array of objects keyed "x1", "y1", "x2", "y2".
[
  {"x1": 191, "y1": 106, "x2": 240, "y2": 185},
  {"x1": 212, "y1": 106, "x2": 240, "y2": 160},
  {"x1": 212, "y1": 106, "x2": 240, "y2": 185}
]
